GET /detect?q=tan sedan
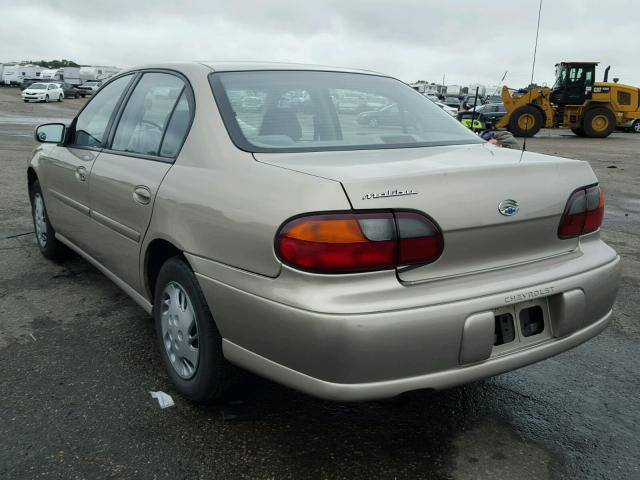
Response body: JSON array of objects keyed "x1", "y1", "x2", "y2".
[{"x1": 28, "y1": 62, "x2": 620, "y2": 402}]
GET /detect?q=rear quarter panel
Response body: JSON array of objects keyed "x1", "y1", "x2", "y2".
[{"x1": 140, "y1": 64, "x2": 350, "y2": 294}]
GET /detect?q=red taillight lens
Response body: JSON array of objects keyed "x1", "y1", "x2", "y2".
[
  {"x1": 395, "y1": 212, "x2": 443, "y2": 264},
  {"x1": 558, "y1": 185, "x2": 604, "y2": 239},
  {"x1": 276, "y1": 211, "x2": 443, "y2": 273}
]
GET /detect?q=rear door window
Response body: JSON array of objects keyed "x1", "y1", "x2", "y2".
[
  {"x1": 111, "y1": 73, "x2": 185, "y2": 157},
  {"x1": 70, "y1": 74, "x2": 134, "y2": 148}
]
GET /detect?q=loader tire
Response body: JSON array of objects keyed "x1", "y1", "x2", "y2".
[
  {"x1": 582, "y1": 107, "x2": 616, "y2": 138},
  {"x1": 571, "y1": 127, "x2": 586, "y2": 137},
  {"x1": 507, "y1": 106, "x2": 543, "y2": 137}
]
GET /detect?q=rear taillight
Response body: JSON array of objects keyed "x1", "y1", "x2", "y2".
[
  {"x1": 558, "y1": 185, "x2": 604, "y2": 239},
  {"x1": 276, "y1": 211, "x2": 443, "y2": 273}
]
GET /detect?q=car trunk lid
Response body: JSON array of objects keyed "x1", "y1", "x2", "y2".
[{"x1": 255, "y1": 144, "x2": 598, "y2": 282}]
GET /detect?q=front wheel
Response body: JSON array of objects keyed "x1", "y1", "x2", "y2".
[
  {"x1": 58, "y1": 94, "x2": 63, "y2": 102},
  {"x1": 507, "y1": 105, "x2": 543, "y2": 137},
  {"x1": 44, "y1": 95, "x2": 49, "y2": 103},
  {"x1": 31, "y1": 180, "x2": 67, "y2": 260},
  {"x1": 632, "y1": 119, "x2": 640, "y2": 134},
  {"x1": 154, "y1": 257, "x2": 231, "y2": 403}
]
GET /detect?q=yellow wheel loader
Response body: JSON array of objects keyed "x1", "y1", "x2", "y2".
[{"x1": 495, "y1": 62, "x2": 640, "y2": 138}]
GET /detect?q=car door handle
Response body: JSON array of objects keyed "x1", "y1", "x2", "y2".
[
  {"x1": 75, "y1": 166, "x2": 87, "y2": 182},
  {"x1": 133, "y1": 186, "x2": 151, "y2": 205}
]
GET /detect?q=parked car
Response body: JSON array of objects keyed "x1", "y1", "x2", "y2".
[
  {"x1": 21, "y1": 82, "x2": 64, "y2": 103},
  {"x1": 20, "y1": 78, "x2": 44, "y2": 91},
  {"x1": 433, "y1": 100, "x2": 457, "y2": 116},
  {"x1": 457, "y1": 102, "x2": 507, "y2": 129},
  {"x1": 484, "y1": 94, "x2": 503, "y2": 104},
  {"x1": 54, "y1": 82, "x2": 82, "y2": 99},
  {"x1": 443, "y1": 95, "x2": 461, "y2": 109},
  {"x1": 240, "y1": 96, "x2": 263, "y2": 112},
  {"x1": 617, "y1": 118, "x2": 640, "y2": 133},
  {"x1": 462, "y1": 94, "x2": 484, "y2": 110},
  {"x1": 76, "y1": 80, "x2": 102, "y2": 97},
  {"x1": 28, "y1": 62, "x2": 620, "y2": 403},
  {"x1": 356, "y1": 104, "x2": 405, "y2": 127}
]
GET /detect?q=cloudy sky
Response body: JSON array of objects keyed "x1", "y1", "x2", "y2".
[{"x1": 1, "y1": 0, "x2": 637, "y2": 88}]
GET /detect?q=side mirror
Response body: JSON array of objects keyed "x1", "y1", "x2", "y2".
[{"x1": 35, "y1": 123, "x2": 66, "y2": 143}]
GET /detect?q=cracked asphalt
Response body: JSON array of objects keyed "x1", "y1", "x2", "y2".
[{"x1": 0, "y1": 87, "x2": 638, "y2": 479}]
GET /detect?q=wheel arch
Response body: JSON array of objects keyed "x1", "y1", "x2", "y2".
[
  {"x1": 526, "y1": 103, "x2": 547, "y2": 124},
  {"x1": 27, "y1": 167, "x2": 38, "y2": 201},
  {"x1": 143, "y1": 237, "x2": 190, "y2": 302}
]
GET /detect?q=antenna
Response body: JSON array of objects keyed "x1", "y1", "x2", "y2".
[{"x1": 522, "y1": 0, "x2": 543, "y2": 153}]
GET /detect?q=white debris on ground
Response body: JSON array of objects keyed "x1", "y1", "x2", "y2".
[{"x1": 150, "y1": 391, "x2": 175, "y2": 409}]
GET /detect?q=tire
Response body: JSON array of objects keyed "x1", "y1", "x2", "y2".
[
  {"x1": 632, "y1": 119, "x2": 640, "y2": 134},
  {"x1": 81, "y1": 94, "x2": 86, "y2": 98},
  {"x1": 368, "y1": 117, "x2": 379, "y2": 128},
  {"x1": 571, "y1": 127, "x2": 586, "y2": 137},
  {"x1": 154, "y1": 257, "x2": 230, "y2": 403},
  {"x1": 44, "y1": 95, "x2": 49, "y2": 103},
  {"x1": 23, "y1": 99, "x2": 28, "y2": 103},
  {"x1": 58, "y1": 94, "x2": 63, "y2": 102},
  {"x1": 507, "y1": 105, "x2": 543, "y2": 137},
  {"x1": 75, "y1": 93, "x2": 79, "y2": 99},
  {"x1": 582, "y1": 107, "x2": 616, "y2": 138},
  {"x1": 30, "y1": 180, "x2": 66, "y2": 260}
]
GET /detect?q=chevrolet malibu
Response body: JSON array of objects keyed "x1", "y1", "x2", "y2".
[{"x1": 28, "y1": 62, "x2": 620, "y2": 402}]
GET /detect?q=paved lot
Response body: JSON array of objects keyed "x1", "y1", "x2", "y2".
[{"x1": 0, "y1": 87, "x2": 638, "y2": 479}]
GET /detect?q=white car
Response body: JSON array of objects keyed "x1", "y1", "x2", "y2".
[
  {"x1": 21, "y1": 83, "x2": 64, "y2": 103},
  {"x1": 76, "y1": 81, "x2": 103, "y2": 96},
  {"x1": 618, "y1": 118, "x2": 640, "y2": 133},
  {"x1": 434, "y1": 101, "x2": 458, "y2": 116}
]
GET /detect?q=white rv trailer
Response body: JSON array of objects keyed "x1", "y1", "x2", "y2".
[
  {"x1": 3, "y1": 65, "x2": 44, "y2": 85},
  {"x1": 41, "y1": 69, "x2": 63, "y2": 81},
  {"x1": 2, "y1": 65, "x2": 20, "y2": 85},
  {"x1": 40, "y1": 67, "x2": 81, "y2": 85},
  {"x1": 79, "y1": 66, "x2": 120, "y2": 82}
]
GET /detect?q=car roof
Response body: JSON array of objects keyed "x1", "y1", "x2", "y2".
[{"x1": 119, "y1": 61, "x2": 387, "y2": 77}]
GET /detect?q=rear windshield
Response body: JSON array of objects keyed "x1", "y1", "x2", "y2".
[{"x1": 209, "y1": 71, "x2": 481, "y2": 153}]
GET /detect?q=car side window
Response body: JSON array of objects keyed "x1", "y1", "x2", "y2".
[
  {"x1": 159, "y1": 92, "x2": 192, "y2": 158},
  {"x1": 111, "y1": 73, "x2": 185, "y2": 157},
  {"x1": 70, "y1": 74, "x2": 133, "y2": 148}
]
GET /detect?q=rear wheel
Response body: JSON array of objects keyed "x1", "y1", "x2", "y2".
[
  {"x1": 507, "y1": 105, "x2": 543, "y2": 137},
  {"x1": 31, "y1": 180, "x2": 67, "y2": 260},
  {"x1": 582, "y1": 107, "x2": 616, "y2": 138},
  {"x1": 154, "y1": 257, "x2": 231, "y2": 403}
]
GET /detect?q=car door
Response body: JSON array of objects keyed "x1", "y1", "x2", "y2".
[
  {"x1": 39, "y1": 74, "x2": 135, "y2": 252},
  {"x1": 87, "y1": 71, "x2": 193, "y2": 293}
]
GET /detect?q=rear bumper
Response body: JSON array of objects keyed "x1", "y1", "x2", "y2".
[
  {"x1": 222, "y1": 310, "x2": 612, "y2": 401},
  {"x1": 190, "y1": 237, "x2": 620, "y2": 401}
]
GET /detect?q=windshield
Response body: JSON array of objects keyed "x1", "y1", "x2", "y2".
[
  {"x1": 553, "y1": 64, "x2": 567, "y2": 89},
  {"x1": 29, "y1": 83, "x2": 47, "y2": 90},
  {"x1": 210, "y1": 71, "x2": 481, "y2": 153}
]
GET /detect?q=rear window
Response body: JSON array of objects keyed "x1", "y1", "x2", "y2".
[{"x1": 209, "y1": 70, "x2": 481, "y2": 153}]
